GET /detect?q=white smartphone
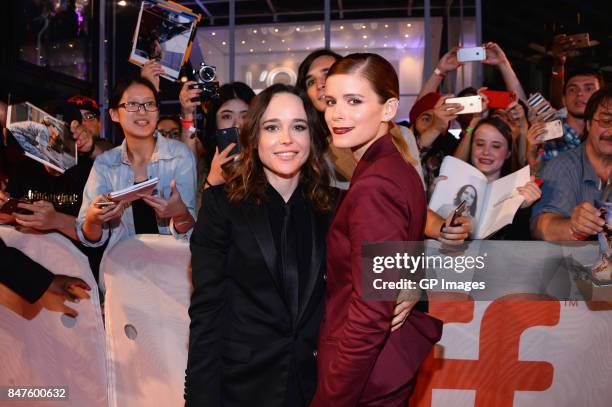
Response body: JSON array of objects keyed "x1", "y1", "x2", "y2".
[
  {"x1": 538, "y1": 120, "x2": 564, "y2": 142},
  {"x1": 457, "y1": 46, "x2": 486, "y2": 62},
  {"x1": 445, "y1": 95, "x2": 483, "y2": 114}
]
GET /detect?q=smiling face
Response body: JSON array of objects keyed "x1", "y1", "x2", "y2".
[
  {"x1": 324, "y1": 72, "x2": 397, "y2": 158},
  {"x1": 216, "y1": 98, "x2": 250, "y2": 130},
  {"x1": 304, "y1": 55, "x2": 338, "y2": 113},
  {"x1": 470, "y1": 123, "x2": 511, "y2": 181},
  {"x1": 257, "y1": 92, "x2": 311, "y2": 184},
  {"x1": 109, "y1": 83, "x2": 158, "y2": 139}
]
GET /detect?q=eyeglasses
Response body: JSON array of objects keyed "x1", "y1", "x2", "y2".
[
  {"x1": 82, "y1": 112, "x2": 99, "y2": 121},
  {"x1": 592, "y1": 117, "x2": 612, "y2": 129},
  {"x1": 158, "y1": 129, "x2": 181, "y2": 139},
  {"x1": 117, "y1": 101, "x2": 159, "y2": 112}
]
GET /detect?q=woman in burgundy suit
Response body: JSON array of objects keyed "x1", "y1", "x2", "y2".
[{"x1": 310, "y1": 54, "x2": 443, "y2": 406}]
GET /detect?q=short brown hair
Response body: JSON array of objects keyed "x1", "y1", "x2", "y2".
[
  {"x1": 584, "y1": 85, "x2": 612, "y2": 125},
  {"x1": 225, "y1": 84, "x2": 333, "y2": 212},
  {"x1": 563, "y1": 69, "x2": 604, "y2": 95}
]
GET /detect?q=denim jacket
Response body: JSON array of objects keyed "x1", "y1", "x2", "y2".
[{"x1": 76, "y1": 134, "x2": 197, "y2": 249}]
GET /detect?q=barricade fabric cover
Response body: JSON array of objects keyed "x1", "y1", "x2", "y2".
[
  {"x1": 101, "y1": 234, "x2": 191, "y2": 407},
  {"x1": 0, "y1": 226, "x2": 107, "y2": 407},
  {"x1": 2, "y1": 228, "x2": 611, "y2": 407}
]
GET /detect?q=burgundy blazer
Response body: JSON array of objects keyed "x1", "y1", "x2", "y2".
[{"x1": 311, "y1": 134, "x2": 442, "y2": 407}]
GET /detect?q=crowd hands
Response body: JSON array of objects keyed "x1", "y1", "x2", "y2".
[
  {"x1": 417, "y1": 37, "x2": 607, "y2": 242},
  {"x1": 0, "y1": 33, "x2": 608, "y2": 312}
]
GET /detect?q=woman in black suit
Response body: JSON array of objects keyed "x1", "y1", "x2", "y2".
[{"x1": 185, "y1": 84, "x2": 335, "y2": 406}]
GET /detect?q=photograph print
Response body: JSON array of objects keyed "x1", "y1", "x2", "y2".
[
  {"x1": 130, "y1": 0, "x2": 199, "y2": 80},
  {"x1": 6, "y1": 102, "x2": 77, "y2": 173}
]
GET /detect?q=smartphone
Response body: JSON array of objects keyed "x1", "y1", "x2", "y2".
[
  {"x1": 445, "y1": 95, "x2": 483, "y2": 115},
  {"x1": 527, "y1": 93, "x2": 545, "y2": 107},
  {"x1": 481, "y1": 90, "x2": 517, "y2": 110},
  {"x1": 215, "y1": 127, "x2": 240, "y2": 156},
  {"x1": 95, "y1": 201, "x2": 116, "y2": 208},
  {"x1": 539, "y1": 120, "x2": 564, "y2": 142},
  {"x1": 450, "y1": 200, "x2": 467, "y2": 226},
  {"x1": 536, "y1": 103, "x2": 552, "y2": 115},
  {"x1": 457, "y1": 46, "x2": 486, "y2": 62},
  {"x1": 567, "y1": 33, "x2": 590, "y2": 49},
  {"x1": 0, "y1": 198, "x2": 33, "y2": 215}
]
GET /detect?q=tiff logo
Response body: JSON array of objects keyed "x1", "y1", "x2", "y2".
[{"x1": 410, "y1": 294, "x2": 560, "y2": 407}]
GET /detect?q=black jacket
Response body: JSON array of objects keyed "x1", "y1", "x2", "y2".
[
  {"x1": 185, "y1": 185, "x2": 333, "y2": 407},
  {"x1": 0, "y1": 237, "x2": 54, "y2": 303}
]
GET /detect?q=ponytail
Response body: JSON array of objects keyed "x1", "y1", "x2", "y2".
[{"x1": 389, "y1": 123, "x2": 417, "y2": 166}]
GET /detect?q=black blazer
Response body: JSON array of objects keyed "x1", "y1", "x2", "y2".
[
  {"x1": 0, "y1": 237, "x2": 54, "y2": 303},
  {"x1": 185, "y1": 185, "x2": 333, "y2": 407}
]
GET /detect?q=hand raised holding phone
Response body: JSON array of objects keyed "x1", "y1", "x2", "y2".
[
  {"x1": 433, "y1": 96, "x2": 463, "y2": 131},
  {"x1": 207, "y1": 143, "x2": 238, "y2": 187},
  {"x1": 456, "y1": 46, "x2": 486, "y2": 63},
  {"x1": 437, "y1": 46, "x2": 463, "y2": 73},
  {"x1": 480, "y1": 42, "x2": 509, "y2": 67}
]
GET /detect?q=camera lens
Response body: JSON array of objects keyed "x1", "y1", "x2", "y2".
[{"x1": 198, "y1": 66, "x2": 215, "y2": 82}]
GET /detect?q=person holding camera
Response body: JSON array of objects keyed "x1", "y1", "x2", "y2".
[{"x1": 178, "y1": 79, "x2": 255, "y2": 210}]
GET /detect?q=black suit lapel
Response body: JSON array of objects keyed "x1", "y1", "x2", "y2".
[
  {"x1": 241, "y1": 203, "x2": 284, "y2": 295},
  {"x1": 297, "y1": 208, "x2": 327, "y2": 323}
]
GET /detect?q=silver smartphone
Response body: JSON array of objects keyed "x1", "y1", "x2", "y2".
[
  {"x1": 538, "y1": 120, "x2": 564, "y2": 142},
  {"x1": 457, "y1": 46, "x2": 486, "y2": 62},
  {"x1": 445, "y1": 95, "x2": 483, "y2": 114}
]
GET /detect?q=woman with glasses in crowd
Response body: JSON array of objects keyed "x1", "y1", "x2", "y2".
[
  {"x1": 77, "y1": 76, "x2": 196, "y2": 251},
  {"x1": 156, "y1": 116, "x2": 181, "y2": 140}
]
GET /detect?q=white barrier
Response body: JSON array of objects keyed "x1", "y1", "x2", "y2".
[
  {"x1": 411, "y1": 241, "x2": 612, "y2": 407},
  {"x1": 101, "y1": 235, "x2": 191, "y2": 407},
  {"x1": 2, "y1": 229, "x2": 612, "y2": 407},
  {"x1": 0, "y1": 226, "x2": 107, "y2": 407}
]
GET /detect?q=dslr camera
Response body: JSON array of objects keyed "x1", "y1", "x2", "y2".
[{"x1": 189, "y1": 62, "x2": 220, "y2": 101}]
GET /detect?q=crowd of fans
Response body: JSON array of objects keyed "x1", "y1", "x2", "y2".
[
  {"x1": 1, "y1": 30, "x2": 610, "y2": 406},
  {"x1": 0, "y1": 36, "x2": 610, "y2": 296}
]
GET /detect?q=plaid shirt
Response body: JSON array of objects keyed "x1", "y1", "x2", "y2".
[{"x1": 540, "y1": 120, "x2": 582, "y2": 162}]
